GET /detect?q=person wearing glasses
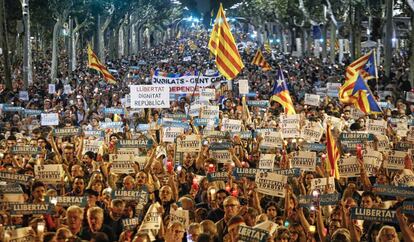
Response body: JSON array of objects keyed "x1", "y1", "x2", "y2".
[
  {"x1": 215, "y1": 196, "x2": 240, "y2": 242},
  {"x1": 164, "y1": 221, "x2": 185, "y2": 242}
]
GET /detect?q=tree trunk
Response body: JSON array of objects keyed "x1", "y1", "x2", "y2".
[
  {"x1": 68, "y1": 16, "x2": 73, "y2": 75},
  {"x1": 123, "y1": 24, "x2": 129, "y2": 56},
  {"x1": 330, "y1": 21, "x2": 336, "y2": 63},
  {"x1": 409, "y1": 14, "x2": 414, "y2": 88},
  {"x1": 355, "y1": 9, "x2": 362, "y2": 59},
  {"x1": 0, "y1": 0, "x2": 11, "y2": 90},
  {"x1": 51, "y1": 19, "x2": 62, "y2": 82},
  {"x1": 384, "y1": 0, "x2": 394, "y2": 80}
]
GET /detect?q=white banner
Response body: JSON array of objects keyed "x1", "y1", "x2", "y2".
[
  {"x1": 304, "y1": 93, "x2": 320, "y2": 106},
  {"x1": 259, "y1": 154, "x2": 275, "y2": 170},
  {"x1": 152, "y1": 75, "x2": 223, "y2": 94},
  {"x1": 41, "y1": 113, "x2": 59, "y2": 126},
  {"x1": 255, "y1": 172, "x2": 287, "y2": 197},
  {"x1": 162, "y1": 127, "x2": 184, "y2": 143},
  {"x1": 130, "y1": 85, "x2": 170, "y2": 108},
  {"x1": 291, "y1": 151, "x2": 317, "y2": 171}
]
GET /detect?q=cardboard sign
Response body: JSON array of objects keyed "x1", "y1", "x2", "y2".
[
  {"x1": 301, "y1": 122, "x2": 324, "y2": 143},
  {"x1": 238, "y1": 79, "x2": 249, "y2": 95},
  {"x1": 373, "y1": 184, "x2": 414, "y2": 198},
  {"x1": 11, "y1": 145, "x2": 40, "y2": 155},
  {"x1": 112, "y1": 189, "x2": 149, "y2": 204},
  {"x1": 350, "y1": 208, "x2": 397, "y2": 224},
  {"x1": 35, "y1": 164, "x2": 64, "y2": 184},
  {"x1": 45, "y1": 196, "x2": 87, "y2": 207},
  {"x1": 170, "y1": 208, "x2": 190, "y2": 227},
  {"x1": 304, "y1": 93, "x2": 320, "y2": 106},
  {"x1": 176, "y1": 135, "x2": 202, "y2": 152},
  {"x1": 201, "y1": 105, "x2": 219, "y2": 119},
  {"x1": 291, "y1": 151, "x2": 317, "y2": 171},
  {"x1": 19, "y1": 91, "x2": 29, "y2": 101},
  {"x1": 384, "y1": 150, "x2": 406, "y2": 170},
  {"x1": 232, "y1": 167, "x2": 260, "y2": 179},
  {"x1": 310, "y1": 177, "x2": 335, "y2": 191},
  {"x1": 0, "y1": 171, "x2": 33, "y2": 185},
  {"x1": 48, "y1": 84, "x2": 56, "y2": 94},
  {"x1": 63, "y1": 84, "x2": 72, "y2": 94},
  {"x1": 259, "y1": 154, "x2": 275, "y2": 170},
  {"x1": 339, "y1": 132, "x2": 374, "y2": 152},
  {"x1": 130, "y1": 85, "x2": 170, "y2": 108},
  {"x1": 367, "y1": 119, "x2": 387, "y2": 136},
  {"x1": 162, "y1": 127, "x2": 184, "y2": 143},
  {"x1": 255, "y1": 172, "x2": 287, "y2": 197},
  {"x1": 298, "y1": 193, "x2": 340, "y2": 207},
  {"x1": 260, "y1": 131, "x2": 283, "y2": 149},
  {"x1": 41, "y1": 113, "x2": 59, "y2": 126},
  {"x1": 221, "y1": 118, "x2": 242, "y2": 132},
  {"x1": 338, "y1": 156, "x2": 360, "y2": 178},
  {"x1": 139, "y1": 203, "x2": 162, "y2": 230},
  {"x1": 53, "y1": 127, "x2": 82, "y2": 137},
  {"x1": 238, "y1": 225, "x2": 269, "y2": 242},
  {"x1": 207, "y1": 171, "x2": 228, "y2": 182},
  {"x1": 10, "y1": 203, "x2": 52, "y2": 215},
  {"x1": 211, "y1": 150, "x2": 232, "y2": 163}
]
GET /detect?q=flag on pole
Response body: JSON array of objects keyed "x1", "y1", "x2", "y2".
[
  {"x1": 252, "y1": 49, "x2": 271, "y2": 71},
  {"x1": 351, "y1": 73, "x2": 382, "y2": 114},
  {"x1": 270, "y1": 69, "x2": 296, "y2": 115},
  {"x1": 87, "y1": 44, "x2": 117, "y2": 84},
  {"x1": 208, "y1": 3, "x2": 244, "y2": 80},
  {"x1": 345, "y1": 51, "x2": 376, "y2": 81},
  {"x1": 326, "y1": 124, "x2": 340, "y2": 180}
]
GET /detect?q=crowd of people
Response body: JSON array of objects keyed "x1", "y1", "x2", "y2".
[{"x1": 0, "y1": 28, "x2": 413, "y2": 242}]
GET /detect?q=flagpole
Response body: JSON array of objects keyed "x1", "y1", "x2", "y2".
[
  {"x1": 373, "y1": 49, "x2": 379, "y2": 94},
  {"x1": 187, "y1": 68, "x2": 202, "y2": 115}
]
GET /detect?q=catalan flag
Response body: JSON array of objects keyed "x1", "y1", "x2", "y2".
[
  {"x1": 351, "y1": 73, "x2": 382, "y2": 114},
  {"x1": 208, "y1": 3, "x2": 244, "y2": 80},
  {"x1": 270, "y1": 69, "x2": 296, "y2": 115},
  {"x1": 264, "y1": 40, "x2": 271, "y2": 53},
  {"x1": 87, "y1": 44, "x2": 116, "y2": 84},
  {"x1": 326, "y1": 124, "x2": 340, "y2": 179},
  {"x1": 252, "y1": 49, "x2": 271, "y2": 71}
]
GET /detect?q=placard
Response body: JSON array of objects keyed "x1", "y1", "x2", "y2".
[
  {"x1": 301, "y1": 122, "x2": 324, "y2": 143},
  {"x1": 373, "y1": 184, "x2": 414, "y2": 198},
  {"x1": 291, "y1": 151, "x2": 317, "y2": 171},
  {"x1": 19, "y1": 91, "x2": 29, "y2": 101},
  {"x1": 383, "y1": 150, "x2": 406, "y2": 170},
  {"x1": 103, "y1": 107, "x2": 125, "y2": 114},
  {"x1": 273, "y1": 168, "x2": 301, "y2": 177},
  {"x1": 238, "y1": 225, "x2": 269, "y2": 242},
  {"x1": 211, "y1": 150, "x2": 232, "y2": 163},
  {"x1": 304, "y1": 93, "x2": 320, "y2": 106},
  {"x1": 200, "y1": 88, "x2": 216, "y2": 101},
  {"x1": 402, "y1": 201, "x2": 414, "y2": 214},
  {"x1": 176, "y1": 135, "x2": 202, "y2": 152},
  {"x1": 202, "y1": 130, "x2": 228, "y2": 139},
  {"x1": 41, "y1": 113, "x2": 59, "y2": 126},
  {"x1": 112, "y1": 189, "x2": 149, "y2": 203},
  {"x1": 238, "y1": 79, "x2": 249, "y2": 95},
  {"x1": 207, "y1": 171, "x2": 228, "y2": 182},
  {"x1": 221, "y1": 118, "x2": 242, "y2": 132},
  {"x1": 298, "y1": 193, "x2": 340, "y2": 207},
  {"x1": 310, "y1": 177, "x2": 335, "y2": 191},
  {"x1": 376, "y1": 134, "x2": 391, "y2": 151},
  {"x1": 170, "y1": 208, "x2": 190, "y2": 227},
  {"x1": 139, "y1": 203, "x2": 162, "y2": 230},
  {"x1": 338, "y1": 156, "x2": 360, "y2": 178},
  {"x1": 324, "y1": 115, "x2": 344, "y2": 131},
  {"x1": 117, "y1": 139, "x2": 153, "y2": 149},
  {"x1": 64, "y1": 84, "x2": 72, "y2": 94},
  {"x1": 45, "y1": 196, "x2": 87, "y2": 207},
  {"x1": 110, "y1": 154, "x2": 135, "y2": 174},
  {"x1": 326, "y1": 82, "x2": 341, "y2": 97},
  {"x1": 367, "y1": 119, "x2": 387, "y2": 136},
  {"x1": 247, "y1": 100, "x2": 269, "y2": 108},
  {"x1": 232, "y1": 167, "x2": 260, "y2": 179},
  {"x1": 0, "y1": 171, "x2": 33, "y2": 185},
  {"x1": 260, "y1": 131, "x2": 283, "y2": 149},
  {"x1": 122, "y1": 217, "x2": 140, "y2": 230},
  {"x1": 10, "y1": 203, "x2": 52, "y2": 215},
  {"x1": 350, "y1": 208, "x2": 397, "y2": 224},
  {"x1": 339, "y1": 132, "x2": 374, "y2": 152},
  {"x1": 11, "y1": 145, "x2": 40, "y2": 155},
  {"x1": 130, "y1": 85, "x2": 170, "y2": 108},
  {"x1": 82, "y1": 140, "x2": 103, "y2": 154},
  {"x1": 201, "y1": 105, "x2": 219, "y2": 119},
  {"x1": 259, "y1": 154, "x2": 275, "y2": 170},
  {"x1": 255, "y1": 172, "x2": 287, "y2": 197},
  {"x1": 48, "y1": 84, "x2": 56, "y2": 94},
  {"x1": 162, "y1": 127, "x2": 184, "y2": 143},
  {"x1": 407, "y1": 92, "x2": 414, "y2": 102},
  {"x1": 35, "y1": 164, "x2": 64, "y2": 184},
  {"x1": 53, "y1": 127, "x2": 82, "y2": 137}
]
